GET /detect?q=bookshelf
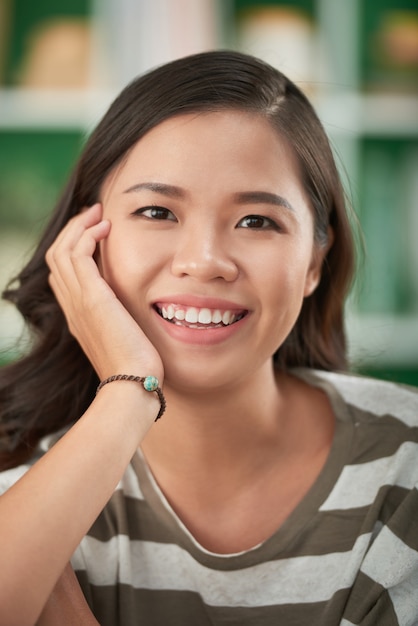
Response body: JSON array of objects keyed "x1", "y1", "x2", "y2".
[
  {"x1": 0, "y1": 0, "x2": 417, "y2": 384},
  {"x1": 230, "y1": 0, "x2": 418, "y2": 383}
]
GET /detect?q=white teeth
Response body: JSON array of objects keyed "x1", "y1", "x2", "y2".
[
  {"x1": 174, "y1": 309, "x2": 185, "y2": 321},
  {"x1": 159, "y1": 305, "x2": 243, "y2": 326},
  {"x1": 198, "y1": 308, "x2": 212, "y2": 324},
  {"x1": 222, "y1": 311, "x2": 231, "y2": 325},
  {"x1": 212, "y1": 310, "x2": 222, "y2": 324},
  {"x1": 185, "y1": 307, "x2": 199, "y2": 323},
  {"x1": 162, "y1": 305, "x2": 175, "y2": 319}
]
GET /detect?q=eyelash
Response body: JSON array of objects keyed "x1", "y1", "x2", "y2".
[
  {"x1": 133, "y1": 205, "x2": 176, "y2": 220},
  {"x1": 132, "y1": 206, "x2": 282, "y2": 231},
  {"x1": 237, "y1": 215, "x2": 281, "y2": 231}
]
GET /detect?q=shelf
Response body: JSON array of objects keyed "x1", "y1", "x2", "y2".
[
  {"x1": 361, "y1": 94, "x2": 418, "y2": 136},
  {"x1": 0, "y1": 87, "x2": 116, "y2": 130},
  {"x1": 316, "y1": 92, "x2": 418, "y2": 138},
  {"x1": 1, "y1": 87, "x2": 416, "y2": 137}
]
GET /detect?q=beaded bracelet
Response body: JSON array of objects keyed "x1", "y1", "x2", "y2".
[{"x1": 96, "y1": 374, "x2": 166, "y2": 421}]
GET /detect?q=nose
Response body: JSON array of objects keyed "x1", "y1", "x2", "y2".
[{"x1": 170, "y1": 226, "x2": 239, "y2": 283}]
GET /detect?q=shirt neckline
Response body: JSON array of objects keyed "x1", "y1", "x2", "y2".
[{"x1": 131, "y1": 368, "x2": 355, "y2": 570}]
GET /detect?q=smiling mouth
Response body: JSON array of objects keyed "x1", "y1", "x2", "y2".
[{"x1": 154, "y1": 304, "x2": 247, "y2": 329}]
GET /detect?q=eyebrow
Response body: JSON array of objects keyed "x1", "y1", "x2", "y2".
[
  {"x1": 124, "y1": 182, "x2": 185, "y2": 199},
  {"x1": 124, "y1": 182, "x2": 294, "y2": 212},
  {"x1": 233, "y1": 191, "x2": 294, "y2": 212}
]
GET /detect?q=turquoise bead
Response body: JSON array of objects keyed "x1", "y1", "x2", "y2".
[{"x1": 143, "y1": 376, "x2": 159, "y2": 392}]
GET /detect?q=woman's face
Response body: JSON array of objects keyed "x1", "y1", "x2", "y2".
[{"x1": 99, "y1": 111, "x2": 324, "y2": 391}]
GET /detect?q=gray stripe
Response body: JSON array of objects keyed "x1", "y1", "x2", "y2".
[
  {"x1": 87, "y1": 481, "x2": 412, "y2": 564},
  {"x1": 87, "y1": 491, "x2": 176, "y2": 545},
  {"x1": 348, "y1": 413, "x2": 418, "y2": 464},
  {"x1": 386, "y1": 485, "x2": 418, "y2": 553},
  {"x1": 342, "y1": 571, "x2": 399, "y2": 626}
]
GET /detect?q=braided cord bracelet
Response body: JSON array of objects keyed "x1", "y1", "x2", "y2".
[{"x1": 96, "y1": 374, "x2": 166, "y2": 421}]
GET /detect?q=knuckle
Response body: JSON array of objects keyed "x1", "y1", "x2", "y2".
[
  {"x1": 67, "y1": 213, "x2": 82, "y2": 227},
  {"x1": 69, "y1": 248, "x2": 83, "y2": 265}
]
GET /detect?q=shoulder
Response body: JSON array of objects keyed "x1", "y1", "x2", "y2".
[
  {"x1": 301, "y1": 369, "x2": 418, "y2": 427},
  {"x1": 295, "y1": 368, "x2": 418, "y2": 493},
  {"x1": 312, "y1": 370, "x2": 418, "y2": 516}
]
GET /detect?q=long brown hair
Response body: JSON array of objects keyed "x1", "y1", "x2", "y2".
[{"x1": 0, "y1": 50, "x2": 355, "y2": 468}]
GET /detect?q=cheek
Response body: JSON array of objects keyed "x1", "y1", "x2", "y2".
[
  {"x1": 98, "y1": 227, "x2": 166, "y2": 315},
  {"x1": 98, "y1": 231, "x2": 141, "y2": 294},
  {"x1": 256, "y1": 243, "x2": 314, "y2": 297}
]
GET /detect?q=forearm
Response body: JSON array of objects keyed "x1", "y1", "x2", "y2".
[
  {"x1": 36, "y1": 564, "x2": 99, "y2": 626},
  {"x1": 0, "y1": 382, "x2": 158, "y2": 626}
]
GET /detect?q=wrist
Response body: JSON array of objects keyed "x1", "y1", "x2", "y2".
[{"x1": 96, "y1": 374, "x2": 166, "y2": 421}]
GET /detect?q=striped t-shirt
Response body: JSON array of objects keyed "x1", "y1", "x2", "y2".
[{"x1": 1, "y1": 369, "x2": 418, "y2": 625}]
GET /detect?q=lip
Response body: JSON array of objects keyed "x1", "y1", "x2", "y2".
[{"x1": 151, "y1": 294, "x2": 250, "y2": 346}]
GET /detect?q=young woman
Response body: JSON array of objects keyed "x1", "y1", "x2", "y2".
[{"x1": 0, "y1": 50, "x2": 417, "y2": 626}]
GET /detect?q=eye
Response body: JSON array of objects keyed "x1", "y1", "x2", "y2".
[
  {"x1": 237, "y1": 215, "x2": 281, "y2": 231},
  {"x1": 133, "y1": 205, "x2": 177, "y2": 221}
]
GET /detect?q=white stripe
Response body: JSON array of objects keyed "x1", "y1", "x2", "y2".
[
  {"x1": 320, "y1": 441, "x2": 418, "y2": 511},
  {"x1": 339, "y1": 621, "x2": 356, "y2": 626},
  {"x1": 114, "y1": 462, "x2": 145, "y2": 500},
  {"x1": 315, "y1": 371, "x2": 418, "y2": 425},
  {"x1": 390, "y1": 570, "x2": 418, "y2": 626},
  {"x1": 72, "y1": 533, "x2": 372, "y2": 607},
  {"x1": 360, "y1": 526, "x2": 418, "y2": 625},
  {"x1": 361, "y1": 525, "x2": 418, "y2": 589}
]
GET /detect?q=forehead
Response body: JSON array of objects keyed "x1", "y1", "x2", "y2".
[{"x1": 103, "y1": 110, "x2": 306, "y2": 200}]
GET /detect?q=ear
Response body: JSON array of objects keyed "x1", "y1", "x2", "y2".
[{"x1": 303, "y1": 227, "x2": 334, "y2": 298}]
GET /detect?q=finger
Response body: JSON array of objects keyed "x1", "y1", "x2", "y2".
[
  {"x1": 46, "y1": 207, "x2": 109, "y2": 297},
  {"x1": 46, "y1": 204, "x2": 103, "y2": 267},
  {"x1": 69, "y1": 203, "x2": 105, "y2": 243},
  {"x1": 68, "y1": 220, "x2": 111, "y2": 287},
  {"x1": 48, "y1": 219, "x2": 113, "y2": 338},
  {"x1": 71, "y1": 220, "x2": 111, "y2": 262},
  {"x1": 48, "y1": 272, "x2": 71, "y2": 324}
]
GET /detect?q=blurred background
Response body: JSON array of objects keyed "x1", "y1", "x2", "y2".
[{"x1": 0, "y1": 0, "x2": 417, "y2": 384}]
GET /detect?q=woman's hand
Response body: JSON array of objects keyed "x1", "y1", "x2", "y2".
[{"x1": 46, "y1": 203, "x2": 163, "y2": 382}]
